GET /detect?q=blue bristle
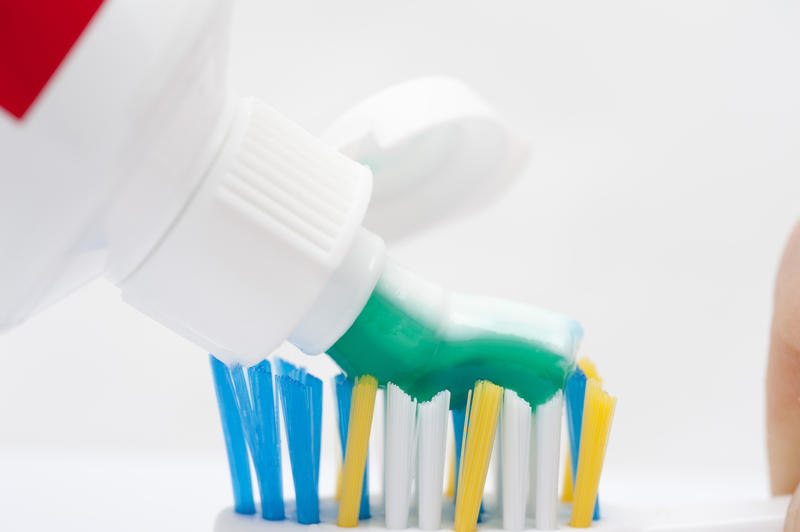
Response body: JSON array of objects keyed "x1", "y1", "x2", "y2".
[
  {"x1": 209, "y1": 355, "x2": 255, "y2": 515},
  {"x1": 304, "y1": 372, "x2": 323, "y2": 489},
  {"x1": 274, "y1": 358, "x2": 297, "y2": 377},
  {"x1": 277, "y1": 372, "x2": 320, "y2": 524},
  {"x1": 230, "y1": 365, "x2": 256, "y2": 450},
  {"x1": 452, "y1": 407, "x2": 466, "y2": 496},
  {"x1": 334, "y1": 374, "x2": 370, "y2": 519},
  {"x1": 565, "y1": 368, "x2": 600, "y2": 520},
  {"x1": 248, "y1": 361, "x2": 285, "y2": 520},
  {"x1": 334, "y1": 374, "x2": 352, "y2": 453}
]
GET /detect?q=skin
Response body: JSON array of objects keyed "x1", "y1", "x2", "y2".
[{"x1": 766, "y1": 221, "x2": 800, "y2": 531}]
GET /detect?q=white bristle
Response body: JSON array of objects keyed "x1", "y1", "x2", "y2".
[
  {"x1": 416, "y1": 390, "x2": 450, "y2": 530},
  {"x1": 492, "y1": 414, "x2": 502, "y2": 508},
  {"x1": 378, "y1": 387, "x2": 386, "y2": 501},
  {"x1": 528, "y1": 410, "x2": 537, "y2": 519},
  {"x1": 384, "y1": 383, "x2": 417, "y2": 529},
  {"x1": 501, "y1": 390, "x2": 532, "y2": 530},
  {"x1": 534, "y1": 390, "x2": 563, "y2": 530}
]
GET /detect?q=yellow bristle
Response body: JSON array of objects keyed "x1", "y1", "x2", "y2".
[
  {"x1": 335, "y1": 416, "x2": 343, "y2": 500},
  {"x1": 569, "y1": 379, "x2": 617, "y2": 528},
  {"x1": 454, "y1": 381, "x2": 503, "y2": 532},
  {"x1": 337, "y1": 375, "x2": 378, "y2": 527},
  {"x1": 446, "y1": 430, "x2": 456, "y2": 498},
  {"x1": 335, "y1": 460, "x2": 342, "y2": 500},
  {"x1": 561, "y1": 446, "x2": 573, "y2": 502},
  {"x1": 578, "y1": 357, "x2": 602, "y2": 384}
]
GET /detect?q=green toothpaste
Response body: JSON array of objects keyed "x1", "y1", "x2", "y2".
[{"x1": 327, "y1": 260, "x2": 581, "y2": 408}]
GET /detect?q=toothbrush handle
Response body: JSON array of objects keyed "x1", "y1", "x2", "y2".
[{"x1": 613, "y1": 497, "x2": 790, "y2": 532}]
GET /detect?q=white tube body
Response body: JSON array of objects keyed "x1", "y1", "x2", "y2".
[
  {"x1": 0, "y1": 0, "x2": 233, "y2": 328},
  {"x1": 0, "y1": 0, "x2": 382, "y2": 364}
]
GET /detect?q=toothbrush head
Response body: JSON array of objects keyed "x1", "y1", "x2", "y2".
[{"x1": 210, "y1": 355, "x2": 617, "y2": 531}]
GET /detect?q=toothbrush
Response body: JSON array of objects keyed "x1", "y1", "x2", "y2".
[{"x1": 211, "y1": 355, "x2": 791, "y2": 532}]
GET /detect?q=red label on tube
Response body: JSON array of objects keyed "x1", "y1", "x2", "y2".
[{"x1": 0, "y1": 0, "x2": 105, "y2": 120}]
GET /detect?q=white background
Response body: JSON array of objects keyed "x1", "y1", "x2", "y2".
[{"x1": 1, "y1": 1, "x2": 799, "y2": 530}]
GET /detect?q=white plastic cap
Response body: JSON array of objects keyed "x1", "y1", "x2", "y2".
[
  {"x1": 323, "y1": 77, "x2": 531, "y2": 241},
  {"x1": 120, "y1": 97, "x2": 383, "y2": 364}
]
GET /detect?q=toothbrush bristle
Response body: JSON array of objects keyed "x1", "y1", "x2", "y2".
[
  {"x1": 334, "y1": 374, "x2": 370, "y2": 519},
  {"x1": 561, "y1": 447, "x2": 573, "y2": 502},
  {"x1": 274, "y1": 358, "x2": 298, "y2": 378},
  {"x1": 527, "y1": 408, "x2": 537, "y2": 519},
  {"x1": 565, "y1": 367, "x2": 601, "y2": 520},
  {"x1": 451, "y1": 406, "x2": 467, "y2": 497},
  {"x1": 500, "y1": 389, "x2": 531, "y2": 531},
  {"x1": 276, "y1": 367, "x2": 321, "y2": 524},
  {"x1": 210, "y1": 356, "x2": 256, "y2": 515},
  {"x1": 454, "y1": 381, "x2": 503, "y2": 532},
  {"x1": 384, "y1": 383, "x2": 418, "y2": 529},
  {"x1": 417, "y1": 389, "x2": 451, "y2": 530},
  {"x1": 445, "y1": 431, "x2": 456, "y2": 499},
  {"x1": 577, "y1": 357, "x2": 601, "y2": 384},
  {"x1": 308, "y1": 372, "x2": 323, "y2": 489},
  {"x1": 247, "y1": 361, "x2": 285, "y2": 520},
  {"x1": 534, "y1": 390, "x2": 563, "y2": 530},
  {"x1": 569, "y1": 380, "x2": 616, "y2": 529},
  {"x1": 337, "y1": 375, "x2": 378, "y2": 528}
]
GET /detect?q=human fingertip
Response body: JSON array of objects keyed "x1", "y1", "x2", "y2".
[{"x1": 784, "y1": 483, "x2": 800, "y2": 532}]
